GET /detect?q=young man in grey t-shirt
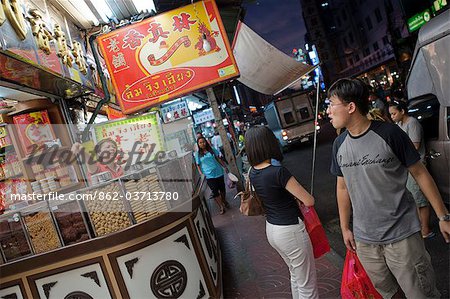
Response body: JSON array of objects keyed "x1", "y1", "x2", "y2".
[{"x1": 327, "y1": 78, "x2": 449, "y2": 298}]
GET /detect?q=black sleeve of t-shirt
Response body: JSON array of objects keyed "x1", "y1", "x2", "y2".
[
  {"x1": 330, "y1": 133, "x2": 346, "y2": 177},
  {"x1": 373, "y1": 121, "x2": 420, "y2": 167},
  {"x1": 277, "y1": 166, "x2": 293, "y2": 188}
]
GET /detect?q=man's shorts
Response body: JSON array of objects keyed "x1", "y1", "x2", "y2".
[
  {"x1": 407, "y1": 173, "x2": 429, "y2": 208},
  {"x1": 355, "y1": 232, "x2": 440, "y2": 299}
]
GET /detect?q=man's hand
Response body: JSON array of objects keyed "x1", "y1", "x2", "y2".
[
  {"x1": 438, "y1": 221, "x2": 450, "y2": 243},
  {"x1": 342, "y1": 228, "x2": 356, "y2": 251}
]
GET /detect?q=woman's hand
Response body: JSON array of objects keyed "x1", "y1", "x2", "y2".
[{"x1": 71, "y1": 142, "x2": 83, "y2": 155}]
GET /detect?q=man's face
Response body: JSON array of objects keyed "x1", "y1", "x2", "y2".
[{"x1": 327, "y1": 95, "x2": 350, "y2": 129}]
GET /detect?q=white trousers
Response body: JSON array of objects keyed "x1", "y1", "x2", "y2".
[{"x1": 266, "y1": 219, "x2": 319, "y2": 299}]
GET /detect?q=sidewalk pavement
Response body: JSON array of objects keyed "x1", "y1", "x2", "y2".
[{"x1": 207, "y1": 188, "x2": 343, "y2": 298}]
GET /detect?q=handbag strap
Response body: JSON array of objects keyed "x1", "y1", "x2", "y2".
[{"x1": 247, "y1": 167, "x2": 257, "y2": 192}]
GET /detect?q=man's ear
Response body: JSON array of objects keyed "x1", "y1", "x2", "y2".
[{"x1": 347, "y1": 102, "x2": 357, "y2": 114}]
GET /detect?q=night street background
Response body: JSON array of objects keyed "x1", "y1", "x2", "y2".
[{"x1": 243, "y1": 0, "x2": 307, "y2": 55}]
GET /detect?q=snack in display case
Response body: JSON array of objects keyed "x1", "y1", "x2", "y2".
[
  {"x1": 50, "y1": 199, "x2": 90, "y2": 246},
  {"x1": 0, "y1": 212, "x2": 33, "y2": 262},
  {"x1": 82, "y1": 181, "x2": 132, "y2": 236},
  {"x1": 123, "y1": 171, "x2": 167, "y2": 223},
  {"x1": 21, "y1": 202, "x2": 62, "y2": 254},
  {"x1": 12, "y1": 110, "x2": 57, "y2": 155}
]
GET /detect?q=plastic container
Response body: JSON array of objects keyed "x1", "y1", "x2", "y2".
[
  {"x1": 50, "y1": 199, "x2": 90, "y2": 246},
  {"x1": 21, "y1": 202, "x2": 62, "y2": 254},
  {"x1": 0, "y1": 212, "x2": 33, "y2": 262},
  {"x1": 82, "y1": 181, "x2": 132, "y2": 236}
]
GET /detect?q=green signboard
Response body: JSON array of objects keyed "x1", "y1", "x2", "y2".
[
  {"x1": 432, "y1": 0, "x2": 448, "y2": 14},
  {"x1": 408, "y1": 9, "x2": 431, "y2": 32}
]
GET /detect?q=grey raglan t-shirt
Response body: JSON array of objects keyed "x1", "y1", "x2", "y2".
[
  {"x1": 398, "y1": 117, "x2": 425, "y2": 161},
  {"x1": 331, "y1": 121, "x2": 421, "y2": 244}
]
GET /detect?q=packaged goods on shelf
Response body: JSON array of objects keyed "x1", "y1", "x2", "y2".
[
  {"x1": 0, "y1": 213, "x2": 32, "y2": 262},
  {"x1": 0, "y1": 163, "x2": 4, "y2": 180},
  {"x1": 12, "y1": 110, "x2": 57, "y2": 155},
  {"x1": 21, "y1": 202, "x2": 62, "y2": 254},
  {"x1": 0, "y1": 126, "x2": 12, "y2": 148},
  {"x1": 6, "y1": 152, "x2": 21, "y2": 177}
]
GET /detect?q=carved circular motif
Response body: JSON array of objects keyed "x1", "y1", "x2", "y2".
[
  {"x1": 64, "y1": 291, "x2": 93, "y2": 299},
  {"x1": 150, "y1": 260, "x2": 187, "y2": 298}
]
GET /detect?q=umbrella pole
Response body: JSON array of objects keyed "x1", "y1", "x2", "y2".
[{"x1": 310, "y1": 79, "x2": 321, "y2": 196}]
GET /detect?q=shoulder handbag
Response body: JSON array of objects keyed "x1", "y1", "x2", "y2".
[{"x1": 234, "y1": 168, "x2": 264, "y2": 216}]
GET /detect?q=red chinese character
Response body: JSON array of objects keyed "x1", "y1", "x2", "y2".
[
  {"x1": 114, "y1": 135, "x2": 124, "y2": 146},
  {"x1": 123, "y1": 29, "x2": 145, "y2": 50},
  {"x1": 148, "y1": 22, "x2": 169, "y2": 43},
  {"x1": 139, "y1": 133, "x2": 149, "y2": 143},
  {"x1": 172, "y1": 13, "x2": 196, "y2": 32},
  {"x1": 181, "y1": 108, "x2": 187, "y2": 116}
]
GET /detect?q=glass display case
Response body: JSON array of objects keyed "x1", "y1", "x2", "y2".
[
  {"x1": 49, "y1": 198, "x2": 91, "y2": 246},
  {"x1": 21, "y1": 201, "x2": 62, "y2": 254},
  {"x1": 82, "y1": 181, "x2": 133, "y2": 236},
  {"x1": 0, "y1": 212, "x2": 32, "y2": 262}
]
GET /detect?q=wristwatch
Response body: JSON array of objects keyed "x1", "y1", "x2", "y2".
[{"x1": 438, "y1": 214, "x2": 450, "y2": 221}]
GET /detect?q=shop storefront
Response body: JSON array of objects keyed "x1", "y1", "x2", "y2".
[{"x1": 0, "y1": 0, "x2": 239, "y2": 298}]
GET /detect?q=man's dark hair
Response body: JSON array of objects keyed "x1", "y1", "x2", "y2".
[
  {"x1": 328, "y1": 78, "x2": 370, "y2": 115},
  {"x1": 244, "y1": 126, "x2": 283, "y2": 166}
]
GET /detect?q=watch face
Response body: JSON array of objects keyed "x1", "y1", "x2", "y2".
[{"x1": 441, "y1": 214, "x2": 450, "y2": 221}]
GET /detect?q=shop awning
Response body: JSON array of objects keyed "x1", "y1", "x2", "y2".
[{"x1": 231, "y1": 21, "x2": 314, "y2": 95}]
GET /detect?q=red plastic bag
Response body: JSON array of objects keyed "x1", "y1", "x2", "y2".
[
  {"x1": 299, "y1": 204, "x2": 330, "y2": 258},
  {"x1": 341, "y1": 250, "x2": 382, "y2": 299}
]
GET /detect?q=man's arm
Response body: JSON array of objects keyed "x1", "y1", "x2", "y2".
[
  {"x1": 409, "y1": 161, "x2": 450, "y2": 242},
  {"x1": 337, "y1": 176, "x2": 356, "y2": 251}
]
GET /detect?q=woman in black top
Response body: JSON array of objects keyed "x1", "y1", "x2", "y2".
[{"x1": 245, "y1": 126, "x2": 318, "y2": 299}]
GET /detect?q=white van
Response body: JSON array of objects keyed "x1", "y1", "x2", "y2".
[{"x1": 406, "y1": 9, "x2": 450, "y2": 202}]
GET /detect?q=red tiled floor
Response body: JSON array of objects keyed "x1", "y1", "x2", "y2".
[{"x1": 209, "y1": 189, "x2": 343, "y2": 298}]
